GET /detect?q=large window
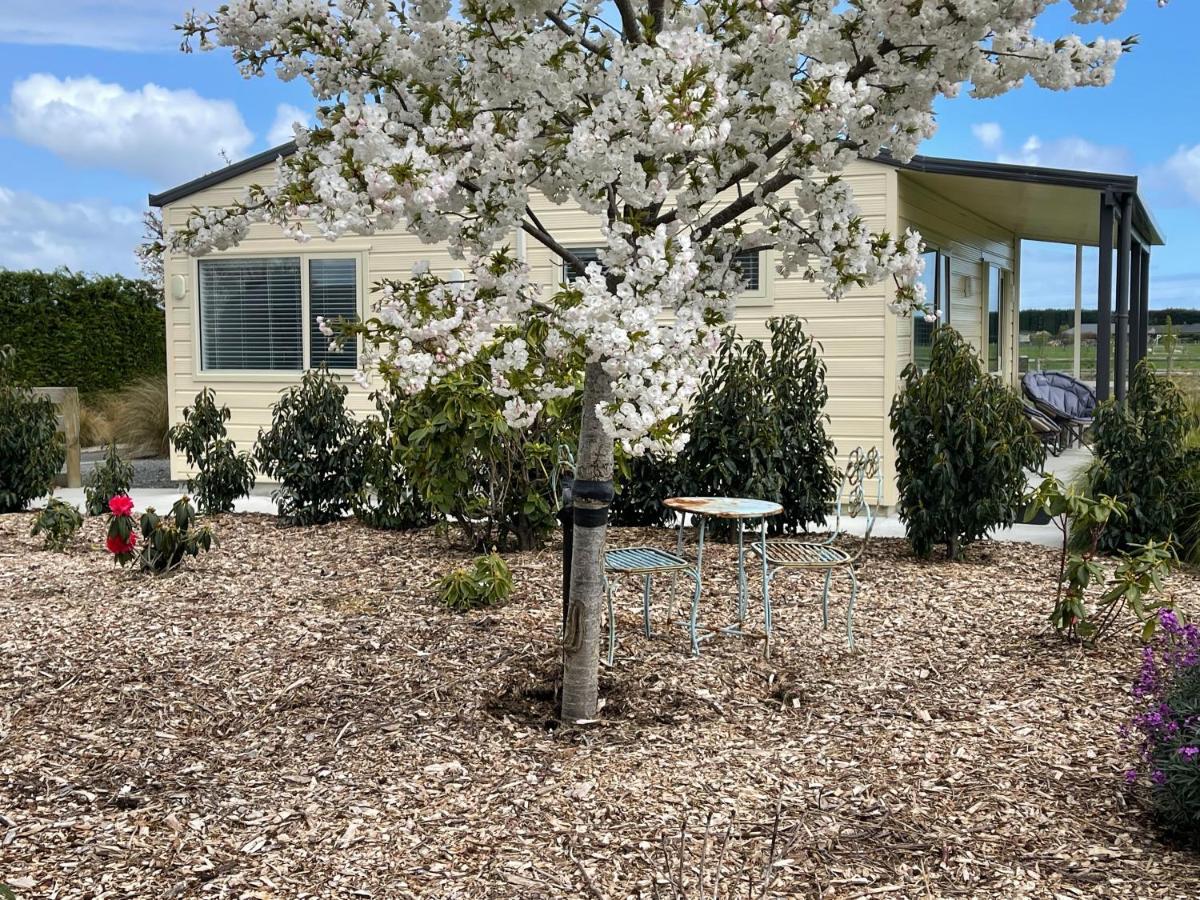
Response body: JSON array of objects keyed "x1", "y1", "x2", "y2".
[
  {"x1": 198, "y1": 256, "x2": 359, "y2": 372},
  {"x1": 913, "y1": 250, "x2": 950, "y2": 369},
  {"x1": 987, "y1": 263, "x2": 1005, "y2": 373}
]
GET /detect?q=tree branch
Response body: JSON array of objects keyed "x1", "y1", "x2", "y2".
[
  {"x1": 522, "y1": 219, "x2": 589, "y2": 275},
  {"x1": 694, "y1": 169, "x2": 799, "y2": 241},
  {"x1": 545, "y1": 9, "x2": 611, "y2": 59},
  {"x1": 613, "y1": 0, "x2": 643, "y2": 44}
]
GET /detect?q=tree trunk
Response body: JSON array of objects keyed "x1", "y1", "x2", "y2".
[{"x1": 561, "y1": 360, "x2": 615, "y2": 722}]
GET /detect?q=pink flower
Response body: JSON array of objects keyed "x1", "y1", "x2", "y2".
[
  {"x1": 106, "y1": 532, "x2": 137, "y2": 556},
  {"x1": 108, "y1": 495, "x2": 134, "y2": 517}
]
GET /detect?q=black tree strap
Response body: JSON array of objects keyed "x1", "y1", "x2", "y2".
[
  {"x1": 572, "y1": 479, "x2": 614, "y2": 503},
  {"x1": 573, "y1": 505, "x2": 609, "y2": 528}
]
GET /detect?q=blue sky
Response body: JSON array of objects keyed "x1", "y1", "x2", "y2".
[{"x1": 0, "y1": 1, "x2": 1197, "y2": 309}]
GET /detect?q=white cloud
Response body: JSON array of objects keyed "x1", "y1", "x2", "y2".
[
  {"x1": 1148, "y1": 145, "x2": 1200, "y2": 206},
  {"x1": 997, "y1": 134, "x2": 1132, "y2": 174},
  {"x1": 0, "y1": 1, "x2": 180, "y2": 52},
  {"x1": 0, "y1": 186, "x2": 141, "y2": 276},
  {"x1": 971, "y1": 122, "x2": 1003, "y2": 150},
  {"x1": 267, "y1": 104, "x2": 311, "y2": 146},
  {"x1": 9, "y1": 74, "x2": 254, "y2": 186}
]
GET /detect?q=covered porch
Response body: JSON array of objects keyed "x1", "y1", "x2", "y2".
[{"x1": 892, "y1": 156, "x2": 1166, "y2": 401}]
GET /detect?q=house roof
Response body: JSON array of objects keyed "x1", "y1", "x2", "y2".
[{"x1": 150, "y1": 143, "x2": 1165, "y2": 247}]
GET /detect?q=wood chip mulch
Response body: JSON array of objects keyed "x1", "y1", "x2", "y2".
[{"x1": 2, "y1": 512, "x2": 1200, "y2": 898}]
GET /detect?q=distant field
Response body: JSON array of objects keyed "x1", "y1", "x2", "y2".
[{"x1": 1022, "y1": 339, "x2": 1200, "y2": 378}]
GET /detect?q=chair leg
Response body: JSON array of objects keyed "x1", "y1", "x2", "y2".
[
  {"x1": 689, "y1": 518, "x2": 707, "y2": 657},
  {"x1": 605, "y1": 576, "x2": 616, "y2": 666},
  {"x1": 821, "y1": 569, "x2": 832, "y2": 630},
  {"x1": 642, "y1": 574, "x2": 652, "y2": 638},
  {"x1": 847, "y1": 567, "x2": 858, "y2": 649}
]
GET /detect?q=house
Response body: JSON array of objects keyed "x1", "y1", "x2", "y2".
[{"x1": 151, "y1": 147, "x2": 1164, "y2": 507}]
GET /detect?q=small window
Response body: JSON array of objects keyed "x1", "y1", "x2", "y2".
[
  {"x1": 987, "y1": 264, "x2": 1004, "y2": 373},
  {"x1": 309, "y1": 258, "x2": 359, "y2": 370},
  {"x1": 913, "y1": 250, "x2": 951, "y2": 370},
  {"x1": 563, "y1": 248, "x2": 602, "y2": 282},
  {"x1": 732, "y1": 250, "x2": 761, "y2": 292},
  {"x1": 198, "y1": 255, "x2": 358, "y2": 372}
]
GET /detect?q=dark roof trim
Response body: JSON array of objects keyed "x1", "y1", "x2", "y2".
[
  {"x1": 879, "y1": 152, "x2": 1164, "y2": 246},
  {"x1": 149, "y1": 142, "x2": 1164, "y2": 246},
  {"x1": 148, "y1": 141, "x2": 297, "y2": 207}
]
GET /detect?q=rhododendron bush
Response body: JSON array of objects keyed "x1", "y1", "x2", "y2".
[{"x1": 176, "y1": 0, "x2": 1137, "y2": 719}]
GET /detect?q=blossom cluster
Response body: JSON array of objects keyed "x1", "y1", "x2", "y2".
[{"x1": 174, "y1": 0, "x2": 1137, "y2": 452}]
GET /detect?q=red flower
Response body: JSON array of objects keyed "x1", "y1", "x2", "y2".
[
  {"x1": 106, "y1": 532, "x2": 137, "y2": 556},
  {"x1": 108, "y1": 495, "x2": 135, "y2": 517}
]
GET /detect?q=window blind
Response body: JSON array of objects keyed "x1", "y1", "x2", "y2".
[
  {"x1": 733, "y1": 250, "x2": 761, "y2": 291},
  {"x1": 309, "y1": 258, "x2": 358, "y2": 369},
  {"x1": 563, "y1": 247, "x2": 602, "y2": 282},
  {"x1": 199, "y1": 257, "x2": 302, "y2": 371}
]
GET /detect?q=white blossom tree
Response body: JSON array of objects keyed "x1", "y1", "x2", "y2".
[{"x1": 176, "y1": 0, "x2": 1134, "y2": 720}]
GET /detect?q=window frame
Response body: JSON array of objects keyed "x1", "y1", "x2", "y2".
[
  {"x1": 192, "y1": 249, "x2": 367, "y2": 381},
  {"x1": 732, "y1": 248, "x2": 771, "y2": 305},
  {"x1": 985, "y1": 262, "x2": 1008, "y2": 376},
  {"x1": 913, "y1": 248, "x2": 952, "y2": 367}
]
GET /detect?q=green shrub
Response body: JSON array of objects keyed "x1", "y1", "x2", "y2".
[
  {"x1": 436, "y1": 552, "x2": 514, "y2": 611},
  {"x1": 1085, "y1": 362, "x2": 1196, "y2": 554},
  {"x1": 610, "y1": 453, "x2": 678, "y2": 527},
  {"x1": 387, "y1": 350, "x2": 579, "y2": 551},
  {"x1": 0, "y1": 345, "x2": 66, "y2": 513},
  {"x1": 30, "y1": 498, "x2": 83, "y2": 551},
  {"x1": 84, "y1": 442, "x2": 134, "y2": 516},
  {"x1": 1026, "y1": 475, "x2": 1176, "y2": 643},
  {"x1": 254, "y1": 369, "x2": 369, "y2": 525},
  {"x1": 354, "y1": 392, "x2": 435, "y2": 530},
  {"x1": 890, "y1": 326, "x2": 1044, "y2": 559},
  {"x1": 106, "y1": 495, "x2": 214, "y2": 574},
  {"x1": 169, "y1": 388, "x2": 256, "y2": 514},
  {"x1": 0, "y1": 269, "x2": 164, "y2": 396}
]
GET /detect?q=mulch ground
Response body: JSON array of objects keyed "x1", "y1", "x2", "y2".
[{"x1": 2, "y1": 513, "x2": 1200, "y2": 899}]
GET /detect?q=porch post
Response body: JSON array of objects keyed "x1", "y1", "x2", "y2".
[
  {"x1": 1115, "y1": 192, "x2": 1132, "y2": 402},
  {"x1": 1138, "y1": 247, "x2": 1151, "y2": 361},
  {"x1": 1129, "y1": 243, "x2": 1142, "y2": 369},
  {"x1": 1073, "y1": 244, "x2": 1083, "y2": 380},
  {"x1": 1096, "y1": 193, "x2": 1114, "y2": 402}
]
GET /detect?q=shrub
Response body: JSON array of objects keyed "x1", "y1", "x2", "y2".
[
  {"x1": 254, "y1": 369, "x2": 369, "y2": 525},
  {"x1": 103, "y1": 374, "x2": 170, "y2": 457},
  {"x1": 353, "y1": 392, "x2": 435, "y2": 530},
  {"x1": 30, "y1": 498, "x2": 83, "y2": 551},
  {"x1": 1026, "y1": 474, "x2": 1176, "y2": 643},
  {"x1": 0, "y1": 345, "x2": 66, "y2": 513},
  {"x1": 79, "y1": 403, "x2": 113, "y2": 448},
  {"x1": 1085, "y1": 362, "x2": 1196, "y2": 554},
  {"x1": 0, "y1": 269, "x2": 164, "y2": 396},
  {"x1": 387, "y1": 350, "x2": 579, "y2": 551},
  {"x1": 890, "y1": 326, "x2": 1044, "y2": 559},
  {"x1": 1128, "y1": 610, "x2": 1200, "y2": 838},
  {"x1": 169, "y1": 388, "x2": 256, "y2": 514},
  {"x1": 625, "y1": 317, "x2": 838, "y2": 537},
  {"x1": 84, "y1": 442, "x2": 134, "y2": 516},
  {"x1": 106, "y1": 494, "x2": 214, "y2": 574},
  {"x1": 436, "y1": 552, "x2": 513, "y2": 611}
]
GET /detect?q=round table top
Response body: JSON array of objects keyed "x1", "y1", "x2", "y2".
[{"x1": 663, "y1": 496, "x2": 783, "y2": 519}]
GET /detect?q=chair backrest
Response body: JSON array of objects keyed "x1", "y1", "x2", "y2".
[
  {"x1": 830, "y1": 446, "x2": 881, "y2": 551},
  {"x1": 1023, "y1": 370, "x2": 1097, "y2": 420}
]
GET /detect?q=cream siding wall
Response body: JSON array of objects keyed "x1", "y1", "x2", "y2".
[{"x1": 163, "y1": 159, "x2": 898, "y2": 499}]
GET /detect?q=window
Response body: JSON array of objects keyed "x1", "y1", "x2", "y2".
[
  {"x1": 563, "y1": 247, "x2": 602, "y2": 282},
  {"x1": 732, "y1": 250, "x2": 761, "y2": 292},
  {"x1": 987, "y1": 264, "x2": 1004, "y2": 373},
  {"x1": 913, "y1": 250, "x2": 950, "y2": 369},
  {"x1": 198, "y1": 255, "x2": 359, "y2": 372}
]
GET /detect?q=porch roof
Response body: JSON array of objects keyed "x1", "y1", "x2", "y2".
[{"x1": 880, "y1": 153, "x2": 1165, "y2": 248}]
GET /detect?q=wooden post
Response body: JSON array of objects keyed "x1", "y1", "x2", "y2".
[
  {"x1": 33, "y1": 387, "x2": 81, "y2": 488},
  {"x1": 1096, "y1": 195, "x2": 1114, "y2": 402}
]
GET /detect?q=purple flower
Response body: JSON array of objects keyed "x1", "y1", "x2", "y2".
[
  {"x1": 1178, "y1": 746, "x2": 1200, "y2": 761},
  {"x1": 1152, "y1": 769, "x2": 1168, "y2": 786},
  {"x1": 1125, "y1": 769, "x2": 1138, "y2": 784}
]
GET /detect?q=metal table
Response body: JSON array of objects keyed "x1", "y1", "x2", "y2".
[{"x1": 663, "y1": 496, "x2": 783, "y2": 655}]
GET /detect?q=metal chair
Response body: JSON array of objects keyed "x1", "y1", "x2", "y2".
[
  {"x1": 748, "y1": 447, "x2": 881, "y2": 654},
  {"x1": 603, "y1": 546, "x2": 700, "y2": 665}
]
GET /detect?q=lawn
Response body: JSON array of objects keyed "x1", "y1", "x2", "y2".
[
  {"x1": 3, "y1": 514, "x2": 1200, "y2": 898},
  {"x1": 1023, "y1": 340, "x2": 1200, "y2": 380}
]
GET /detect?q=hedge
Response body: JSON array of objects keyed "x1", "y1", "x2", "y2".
[{"x1": 0, "y1": 269, "x2": 165, "y2": 396}]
